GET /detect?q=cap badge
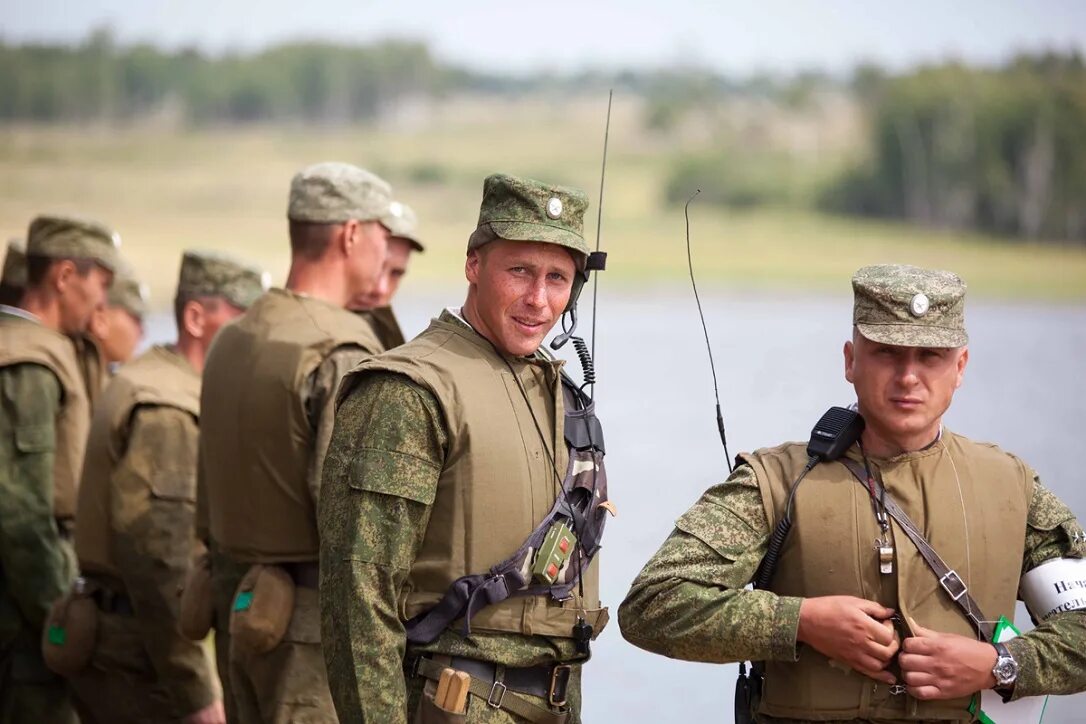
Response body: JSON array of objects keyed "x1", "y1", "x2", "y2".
[
  {"x1": 260, "y1": 271, "x2": 273, "y2": 291},
  {"x1": 388, "y1": 201, "x2": 404, "y2": 218},
  {"x1": 110, "y1": 232, "x2": 123, "y2": 249},
  {"x1": 546, "y1": 197, "x2": 563, "y2": 219},
  {"x1": 138, "y1": 283, "x2": 150, "y2": 302},
  {"x1": 910, "y1": 293, "x2": 930, "y2": 317}
]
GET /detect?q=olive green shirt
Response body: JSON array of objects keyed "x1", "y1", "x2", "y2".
[
  {"x1": 0, "y1": 362, "x2": 74, "y2": 641},
  {"x1": 618, "y1": 463, "x2": 1086, "y2": 715},
  {"x1": 320, "y1": 372, "x2": 583, "y2": 722}
]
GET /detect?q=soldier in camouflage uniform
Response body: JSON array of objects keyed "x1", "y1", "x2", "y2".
[
  {"x1": 76, "y1": 262, "x2": 149, "y2": 406},
  {"x1": 68, "y1": 251, "x2": 266, "y2": 724},
  {"x1": 197, "y1": 162, "x2": 395, "y2": 724},
  {"x1": 619, "y1": 264, "x2": 1086, "y2": 722},
  {"x1": 0, "y1": 215, "x2": 118, "y2": 724},
  {"x1": 350, "y1": 200, "x2": 425, "y2": 350},
  {"x1": 320, "y1": 173, "x2": 608, "y2": 723}
]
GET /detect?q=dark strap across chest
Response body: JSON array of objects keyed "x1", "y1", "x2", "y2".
[{"x1": 839, "y1": 458, "x2": 994, "y2": 641}]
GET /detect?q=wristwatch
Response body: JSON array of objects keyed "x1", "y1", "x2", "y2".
[{"x1": 991, "y1": 641, "x2": 1019, "y2": 693}]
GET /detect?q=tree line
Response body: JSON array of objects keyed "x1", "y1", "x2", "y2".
[{"x1": 3, "y1": 30, "x2": 1083, "y2": 243}]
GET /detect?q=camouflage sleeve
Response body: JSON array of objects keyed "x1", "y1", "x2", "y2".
[
  {"x1": 1004, "y1": 477, "x2": 1086, "y2": 700},
  {"x1": 618, "y1": 465, "x2": 802, "y2": 664},
  {"x1": 0, "y1": 363, "x2": 74, "y2": 629},
  {"x1": 304, "y1": 344, "x2": 373, "y2": 506},
  {"x1": 109, "y1": 405, "x2": 218, "y2": 716},
  {"x1": 319, "y1": 371, "x2": 446, "y2": 724}
]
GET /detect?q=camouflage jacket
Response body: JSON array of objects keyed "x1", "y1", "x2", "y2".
[
  {"x1": 618, "y1": 461, "x2": 1086, "y2": 710},
  {"x1": 0, "y1": 360, "x2": 75, "y2": 644},
  {"x1": 319, "y1": 371, "x2": 584, "y2": 723},
  {"x1": 78, "y1": 346, "x2": 216, "y2": 715}
]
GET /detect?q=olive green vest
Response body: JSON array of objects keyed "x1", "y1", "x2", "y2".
[
  {"x1": 347, "y1": 310, "x2": 607, "y2": 639},
  {"x1": 202, "y1": 289, "x2": 381, "y2": 562},
  {"x1": 75, "y1": 345, "x2": 199, "y2": 579},
  {"x1": 743, "y1": 431, "x2": 1032, "y2": 720},
  {"x1": 0, "y1": 311, "x2": 89, "y2": 520}
]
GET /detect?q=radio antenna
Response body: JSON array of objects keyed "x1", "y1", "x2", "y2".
[{"x1": 685, "y1": 190, "x2": 732, "y2": 473}]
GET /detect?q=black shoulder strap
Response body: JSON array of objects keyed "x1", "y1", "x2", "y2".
[{"x1": 839, "y1": 458, "x2": 994, "y2": 642}]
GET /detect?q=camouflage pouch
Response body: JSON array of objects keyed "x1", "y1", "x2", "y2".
[
  {"x1": 229, "y1": 564, "x2": 295, "y2": 656},
  {"x1": 41, "y1": 576, "x2": 98, "y2": 676},
  {"x1": 179, "y1": 550, "x2": 214, "y2": 640}
]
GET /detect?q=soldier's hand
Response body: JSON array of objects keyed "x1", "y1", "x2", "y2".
[
  {"x1": 184, "y1": 700, "x2": 226, "y2": 724},
  {"x1": 898, "y1": 618, "x2": 997, "y2": 700},
  {"x1": 797, "y1": 595, "x2": 900, "y2": 684}
]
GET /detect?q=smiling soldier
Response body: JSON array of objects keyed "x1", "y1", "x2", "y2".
[{"x1": 320, "y1": 173, "x2": 610, "y2": 723}]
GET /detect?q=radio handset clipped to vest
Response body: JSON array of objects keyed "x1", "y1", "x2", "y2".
[{"x1": 754, "y1": 406, "x2": 865, "y2": 590}]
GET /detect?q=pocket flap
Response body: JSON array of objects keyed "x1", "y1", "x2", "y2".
[
  {"x1": 348, "y1": 450, "x2": 437, "y2": 505},
  {"x1": 15, "y1": 424, "x2": 54, "y2": 454}
]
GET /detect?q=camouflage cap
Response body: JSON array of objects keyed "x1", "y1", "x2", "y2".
[
  {"x1": 107, "y1": 262, "x2": 150, "y2": 320},
  {"x1": 27, "y1": 214, "x2": 121, "y2": 272},
  {"x1": 467, "y1": 173, "x2": 589, "y2": 260},
  {"x1": 852, "y1": 264, "x2": 968, "y2": 348},
  {"x1": 287, "y1": 162, "x2": 395, "y2": 227},
  {"x1": 177, "y1": 250, "x2": 270, "y2": 310},
  {"x1": 2, "y1": 239, "x2": 27, "y2": 290},
  {"x1": 385, "y1": 201, "x2": 424, "y2": 252}
]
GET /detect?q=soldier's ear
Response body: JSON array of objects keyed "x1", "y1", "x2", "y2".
[
  {"x1": 181, "y1": 299, "x2": 207, "y2": 339},
  {"x1": 843, "y1": 339, "x2": 856, "y2": 384},
  {"x1": 465, "y1": 249, "x2": 481, "y2": 285},
  {"x1": 954, "y1": 346, "x2": 969, "y2": 388}
]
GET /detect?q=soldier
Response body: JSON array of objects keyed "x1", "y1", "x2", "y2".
[
  {"x1": 0, "y1": 215, "x2": 118, "y2": 723},
  {"x1": 197, "y1": 162, "x2": 394, "y2": 723},
  {"x1": 0, "y1": 239, "x2": 27, "y2": 306},
  {"x1": 68, "y1": 251, "x2": 266, "y2": 724},
  {"x1": 76, "y1": 262, "x2": 149, "y2": 406},
  {"x1": 321, "y1": 173, "x2": 610, "y2": 723},
  {"x1": 618, "y1": 264, "x2": 1086, "y2": 722},
  {"x1": 350, "y1": 200, "x2": 424, "y2": 350}
]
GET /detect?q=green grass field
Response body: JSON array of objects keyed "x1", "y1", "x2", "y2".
[{"x1": 3, "y1": 97, "x2": 1084, "y2": 305}]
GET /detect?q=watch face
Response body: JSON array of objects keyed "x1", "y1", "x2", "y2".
[{"x1": 995, "y1": 657, "x2": 1018, "y2": 685}]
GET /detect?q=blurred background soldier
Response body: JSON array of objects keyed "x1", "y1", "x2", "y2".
[
  {"x1": 69, "y1": 250, "x2": 265, "y2": 724},
  {"x1": 350, "y1": 200, "x2": 424, "y2": 350},
  {"x1": 0, "y1": 214, "x2": 117, "y2": 724},
  {"x1": 197, "y1": 162, "x2": 394, "y2": 723},
  {"x1": 76, "y1": 262, "x2": 149, "y2": 406}
]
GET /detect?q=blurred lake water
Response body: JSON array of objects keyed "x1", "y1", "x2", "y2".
[{"x1": 145, "y1": 288, "x2": 1086, "y2": 722}]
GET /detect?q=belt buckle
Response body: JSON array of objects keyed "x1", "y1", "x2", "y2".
[
  {"x1": 939, "y1": 570, "x2": 967, "y2": 601},
  {"x1": 549, "y1": 664, "x2": 572, "y2": 708},
  {"x1": 487, "y1": 680, "x2": 507, "y2": 709}
]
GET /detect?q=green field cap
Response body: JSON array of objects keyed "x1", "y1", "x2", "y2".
[
  {"x1": 287, "y1": 162, "x2": 395, "y2": 226},
  {"x1": 27, "y1": 214, "x2": 121, "y2": 272},
  {"x1": 108, "y1": 263, "x2": 150, "y2": 320},
  {"x1": 178, "y1": 250, "x2": 270, "y2": 310},
  {"x1": 852, "y1": 264, "x2": 968, "y2": 348},
  {"x1": 2, "y1": 239, "x2": 27, "y2": 290},
  {"x1": 385, "y1": 201, "x2": 424, "y2": 252},
  {"x1": 468, "y1": 173, "x2": 589, "y2": 259}
]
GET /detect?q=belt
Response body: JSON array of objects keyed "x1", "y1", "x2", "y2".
[
  {"x1": 408, "y1": 654, "x2": 573, "y2": 724},
  {"x1": 281, "y1": 561, "x2": 319, "y2": 589}
]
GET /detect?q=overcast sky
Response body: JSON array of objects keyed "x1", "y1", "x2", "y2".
[{"x1": 3, "y1": 0, "x2": 1085, "y2": 74}]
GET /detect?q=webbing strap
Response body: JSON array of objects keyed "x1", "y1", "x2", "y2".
[
  {"x1": 415, "y1": 657, "x2": 570, "y2": 724},
  {"x1": 839, "y1": 458, "x2": 994, "y2": 641}
]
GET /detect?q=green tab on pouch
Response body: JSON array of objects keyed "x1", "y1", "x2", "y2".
[
  {"x1": 233, "y1": 591, "x2": 254, "y2": 612},
  {"x1": 969, "y1": 616, "x2": 1047, "y2": 724},
  {"x1": 47, "y1": 624, "x2": 66, "y2": 646}
]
